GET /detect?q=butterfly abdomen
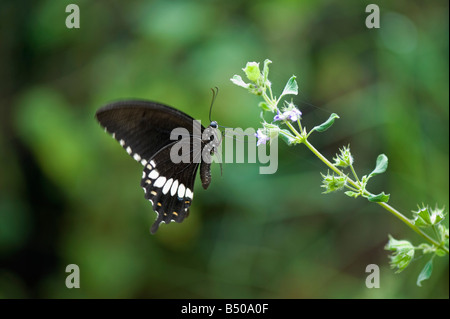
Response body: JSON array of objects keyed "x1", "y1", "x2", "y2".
[{"x1": 200, "y1": 161, "x2": 212, "y2": 189}]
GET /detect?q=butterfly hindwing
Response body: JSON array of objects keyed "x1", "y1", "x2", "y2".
[{"x1": 140, "y1": 141, "x2": 199, "y2": 234}]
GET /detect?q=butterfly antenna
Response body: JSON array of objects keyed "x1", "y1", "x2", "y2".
[
  {"x1": 209, "y1": 87, "x2": 219, "y2": 123},
  {"x1": 208, "y1": 87, "x2": 235, "y2": 130}
]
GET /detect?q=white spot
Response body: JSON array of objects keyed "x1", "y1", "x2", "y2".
[
  {"x1": 133, "y1": 153, "x2": 141, "y2": 162},
  {"x1": 162, "y1": 178, "x2": 173, "y2": 195},
  {"x1": 177, "y1": 183, "x2": 186, "y2": 198},
  {"x1": 154, "y1": 176, "x2": 166, "y2": 188},
  {"x1": 141, "y1": 159, "x2": 147, "y2": 166},
  {"x1": 150, "y1": 160, "x2": 156, "y2": 167},
  {"x1": 143, "y1": 188, "x2": 147, "y2": 193},
  {"x1": 185, "y1": 188, "x2": 193, "y2": 199},
  {"x1": 126, "y1": 146, "x2": 132, "y2": 154},
  {"x1": 112, "y1": 132, "x2": 116, "y2": 138},
  {"x1": 146, "y1": 164, "x2": 153, "y2": 170},
  {"x1": 142, "y1": 171, "x2": 146, "y2": 178},
  {"x1": 149, "y1": 170, "x2": 159, "y2": 179},
  {"x1": 170, "y1": 180, "x2": 179, "y2": 196},
  {"x1": 120, "y1": 139, "x2": 125, "y2": 146},
  {"x1": 149, "y1": 199, "x2": 154, "y2": 205}
]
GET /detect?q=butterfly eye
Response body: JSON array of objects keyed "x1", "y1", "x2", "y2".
[{"x1": 210, "y1": 121, "x2": 218, "y2": 128}]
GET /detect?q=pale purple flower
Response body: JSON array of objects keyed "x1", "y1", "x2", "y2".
[
  {"x1": 273, "y1": 107, "x2": 302, "y2": 122},
  {"x1": 273, "y1": 109, "x2": 285, "y2": 122},
  {"x1": 255, "y1": 129, "x2": 270, "y2": 146}
]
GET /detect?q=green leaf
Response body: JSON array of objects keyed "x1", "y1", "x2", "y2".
[
  {"x1": 262, "y1": 59, "x2": 272, "y2": 83},
  {"x1": 417, "y1": 258, "x2": 433, "y2": 287},
  {"x1": 279, "y1": 129, "x2": 297, "y2": 145},
  {"x1": 280, "y1": 75, "x2": 298, "y2": 97},
  {"x1": 311, "y1": 113, "x2": 340, "y2": 133},
  {"x1": 230, "y1": 75, "x2": 250, "y2": 88},
  {"x1": 258, "y1": 102, "x2": 271, "y2": 111},
  {"x1": 369, "y1": 154, "x2": 388, "y2": 178},
  {"x1": 367, "y1": 192, "x2": 390, "y2": 203},
  {"x1": 435, "y1": 249, "x2": 447, "y2": 257}
]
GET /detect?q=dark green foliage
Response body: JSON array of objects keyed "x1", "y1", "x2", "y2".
[{"x1": 0, "y1": 0, "x2": 447, "y2": 298}]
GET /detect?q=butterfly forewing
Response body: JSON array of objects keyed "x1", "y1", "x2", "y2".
[{"x1": 95, "y1": 100, "x2": 199, "y2": 165}]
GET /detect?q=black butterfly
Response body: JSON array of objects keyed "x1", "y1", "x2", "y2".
[{"x1": 95, "y1": 100, "x2": 220, "y2": 234}]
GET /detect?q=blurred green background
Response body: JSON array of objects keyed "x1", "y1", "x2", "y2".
[{"x1": 0, "y1": 0, "x2": 448, "y2": 298}]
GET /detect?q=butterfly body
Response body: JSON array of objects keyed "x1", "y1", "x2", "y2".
[{"x1": 95, "y1": 100, "x2": 219, "y2": 233}]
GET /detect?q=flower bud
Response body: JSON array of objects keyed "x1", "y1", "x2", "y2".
[
  {"x1": 243, "y1": 62, "x2": 261, "y2": 83},
  {"x1": 320, "y1": 172, "x2": 347, "y2": 193},
  {"x1": 333, "y1": 145, "x2": 353, "y2": 168},
  {"x1": 385, "y1": 235, "x2": 415, "y2": 273}
]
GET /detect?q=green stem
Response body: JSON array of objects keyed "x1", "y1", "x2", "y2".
[
  {"x1": 303, "y1": 139, "x2": 343, "y2": 177},
  {"x1": 345, "y1": 185, "x2": 360, "y2": 192},
  {"x1": 281, "y1": 108, "x2": 448, "y2": 254},
  {"x1": 431, "y1": 225, "x2": 440, "y2": 241},
  {"x1": 285, "y1": 121, "x2": 302, "y2": 140},
  {"x1": 267, "y1": 83, "x2": 274, "y2": 101},
  {"x1": 349, "y1": 163, "x2": 360, "y2": 184},
  {"x1": 297, "y1": 119, "x2": 303, "y2": 135},
  {"x1": 301, "y1": 139, "x2": 449, "y2": 254},
  {"x1": 378, "y1": 202, "x2": 448, "y2": 254},
  {"x1": 262, "y1": 91, "x2": 276, "y2": 111}
]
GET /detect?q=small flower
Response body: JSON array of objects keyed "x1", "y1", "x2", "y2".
[
  {"x1": 273, "y1": 102, "x2": 302, "y2": 122},
  {"x1": 438, "y1": 224, "x2": 449, "y2": 241},
  {"x1": 255, "y1": 124, "x2": 280, "y2": 146},
  {"x1": 320, "y1": 171, "x2": 347, "y2": 193},
  {"x1": 231, "y1": 60, "x2": 271, "y2": 96},
  {"x1": 413, "y1": 205, "x2": 446, "y2": 227},
  {"x1": 255, "y1": 129, "x2": 270, "y2": 146},
  {"x1": 333, "y1": 145, "x2": 353, "y2": 168},
  {"x1": 273, "y1": 109, "x2": 285, "y2": 121},
  {"x1": 385, "y1": 235, "x2": 415, "y2": 273}
]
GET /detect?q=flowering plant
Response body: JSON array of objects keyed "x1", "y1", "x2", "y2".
[{"x1": 231, "y1": 59, "x2": 449, "y2": 286}]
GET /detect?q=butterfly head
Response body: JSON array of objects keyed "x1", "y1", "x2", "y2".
[{"x1": 209, "y1": 121, "x2": 218, "y2": 129}]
